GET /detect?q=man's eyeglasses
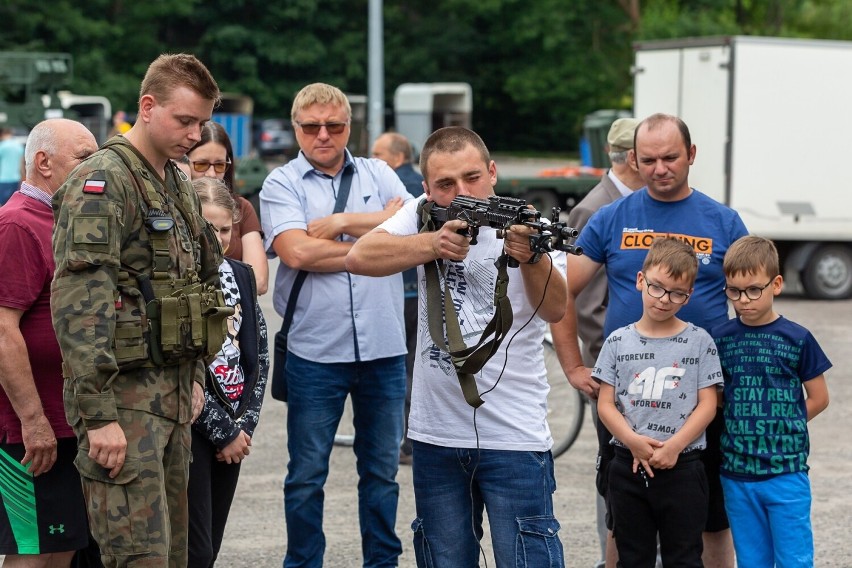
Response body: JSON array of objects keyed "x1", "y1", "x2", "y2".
[
  {"x1": 295, "y1": 121, "x2": 348, "y2": 135},
  {"x1": 189, "y1": 160, "x2": 231, "y2": 174},
  {"x1": 642, "y1": 275, "x2": 690, "y2": 304},
  {"x1": 724, "y1": 280, "x2": 773, "y2": 301}
]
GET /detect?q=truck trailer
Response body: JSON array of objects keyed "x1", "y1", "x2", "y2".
[{"x1": 633, "y1": 35, "x2": 852, "y2": 299}]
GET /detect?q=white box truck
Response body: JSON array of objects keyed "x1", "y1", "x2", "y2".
[{"x1": 633, "y1": 35, "x2": 852, "y2": 299}]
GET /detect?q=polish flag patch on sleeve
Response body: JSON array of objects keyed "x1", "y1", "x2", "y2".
[{"x1": 83, "y1": 179, "x2": 107, "y2": 194}]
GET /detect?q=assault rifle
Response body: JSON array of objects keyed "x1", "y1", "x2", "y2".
[{"x1": 428, "y1": 195, "x2": 582, "y2": 266}]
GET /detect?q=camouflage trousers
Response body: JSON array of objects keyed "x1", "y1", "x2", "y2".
[{"x1": 73, "y1": 408, "x2": 191, "y2": 567}]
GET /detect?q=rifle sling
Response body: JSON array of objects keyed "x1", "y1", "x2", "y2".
[{"x1": 418, "y1": 199, "x2": 514, "y2": 408}]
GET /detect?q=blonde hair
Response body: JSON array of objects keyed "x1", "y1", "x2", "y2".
[
  {"x1": 291, "y1": 83, "x2": 351, "y2": 121},
  {"x1": 192, "y1": 177, "x2": 241, "y2": 223},
  {"x1": 643, "y1": 236, "x2": 699, "y2": 285},
  {"x1": 723, "y1": 235, "x2": 779, "y2": 278}
]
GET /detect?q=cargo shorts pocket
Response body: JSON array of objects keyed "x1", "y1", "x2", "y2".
[
  {"x1": 74, "y1": 450, "x2": 150, "y2": 555},
  {"x1": 515, "y1": 516, "x2": 564, "y2": 568}
]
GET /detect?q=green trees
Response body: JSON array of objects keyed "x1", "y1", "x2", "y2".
[{"x1": 1, "y1": 0, "x2": 849, "y2": 152}]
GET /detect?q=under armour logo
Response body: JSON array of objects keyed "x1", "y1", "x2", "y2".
[{"x1": 48, "y1": 524, "x2": 65, "y2": 534}]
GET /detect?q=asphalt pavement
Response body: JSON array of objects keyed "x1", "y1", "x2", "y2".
[{"x1": 216, "y1": 258, "x2": 852, "y2": 567}]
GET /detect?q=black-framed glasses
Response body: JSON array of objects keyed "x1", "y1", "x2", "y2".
[
  {"x1": 724, "y1": 280, "x2": 773, "y2": 301},
  {"x1": 642, "y1": 275, "x2": 690, "y2": 304},
  {"x1": 295, "y1": 121, "x2": 349, "y2": 135},
  {"x1": 189, "y1": 159, "x2": 231, "y2": 174}
]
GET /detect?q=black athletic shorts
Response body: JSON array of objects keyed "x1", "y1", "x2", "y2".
[{"x1": 0, "y1": 437, "x2": 89, "y2": 554}]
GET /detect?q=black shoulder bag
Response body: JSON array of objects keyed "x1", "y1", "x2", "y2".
[{"x1": 270, "y1": 165, "x2": 354, "y2": 402}]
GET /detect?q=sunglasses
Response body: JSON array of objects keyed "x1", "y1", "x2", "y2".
[
  {"x1": 295, "y1": 121, "x2": 348, "y2": 135},
  {"x1": 189, "y1": 159, "x2": 231, "y2": 174}
]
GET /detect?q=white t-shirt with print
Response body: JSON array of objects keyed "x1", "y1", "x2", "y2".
[{"x1": 379, "y1": 199, "x2": 567, "y2": 451}]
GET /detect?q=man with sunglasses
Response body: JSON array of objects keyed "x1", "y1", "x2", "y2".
[
  {"x1": 551, "y1": 113, "x2": 748, "y2": 567},
  {"x1": 259, "y1": 82, "x2": 413, "y2": 568}
]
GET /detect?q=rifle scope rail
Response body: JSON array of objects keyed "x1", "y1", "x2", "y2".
[{"x1": 429, "y1": 195, "x2": 583, "y2": 261}]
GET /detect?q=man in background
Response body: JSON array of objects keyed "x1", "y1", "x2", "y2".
[
  {"x1": 551, "y1": 113, "x2": 746, "y2": 567},
  {"x1": 0, "y1": 127, "x2": 25, "y2": 205},
  {"x1": 0, "y1": 118, "x2": 97, "y2": 567},
  {"x1": 371, "y1": 132, "x2": 423, "y2": 197},
  {"x1": 562, "y1": 117, "x2": 643, "y2": 567},
  {"x1": 371, "y1": 131, "x2": 424, "y2": 465},
  {"x1": 260, "y1": 83, "x2": 412, "y2": 567}
]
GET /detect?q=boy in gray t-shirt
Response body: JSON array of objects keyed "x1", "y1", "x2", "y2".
[{"x1": 594, "y1": 237, "x2": 723, "y2": 567}]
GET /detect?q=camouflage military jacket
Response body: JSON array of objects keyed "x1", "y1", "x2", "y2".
[{"x1": 51, "y1": 136, "x2": 221, "y2": 430}]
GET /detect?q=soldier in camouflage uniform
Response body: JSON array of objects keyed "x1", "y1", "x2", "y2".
[{"x1": 51, "y1": 54, "x2": 225, "y2": 568}]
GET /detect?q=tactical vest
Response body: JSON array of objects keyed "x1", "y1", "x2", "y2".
[{"x1": 104, "y1": 140, "x2": 233, "y2": 369}]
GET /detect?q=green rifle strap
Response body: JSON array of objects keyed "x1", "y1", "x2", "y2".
[
  {"x1": 417, "y1": 199, "x2": 515, "y2": 408},
  {"x1": 160, "y1": 296, "x2": 179, "y2": 347},
  {"x1": 105, "y1": 142, "x2": 175, "y2": 277},
  {"x1": 189, "y1": 293, "x2": 204, "y2": 347}
]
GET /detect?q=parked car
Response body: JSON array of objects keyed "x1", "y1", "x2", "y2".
[{"x1": 255, "y1": 118, "x2": 296, "y2": 158}]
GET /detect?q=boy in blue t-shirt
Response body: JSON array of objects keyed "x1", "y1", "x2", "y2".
[
  {"x1": 595, "y1": 237, "x2": 723, "y2": 567},
  {"x1": 712, "y1": 235, "x2": 830, "y2": 567}
]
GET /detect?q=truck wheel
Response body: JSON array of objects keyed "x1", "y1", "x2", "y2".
[
  {"x1": 801, "y1": 244, "x2": 852, "y2": 299},
  {"x1": 523, "y1": 189, "x2": 560, "y2": 215}
]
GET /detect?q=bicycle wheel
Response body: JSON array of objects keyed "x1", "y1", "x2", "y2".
[{"x1": 544, "y1": 338, "x2": 585, "y2": 458}]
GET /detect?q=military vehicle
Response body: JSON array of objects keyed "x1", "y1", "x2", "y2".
[{"x1": 0, "y1": 51, "x2": 111, "y2": 144}]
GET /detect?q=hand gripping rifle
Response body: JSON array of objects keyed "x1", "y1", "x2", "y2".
[
  {"x1": 428, "y1": 195, "x2": 583, "y2": 265},
  {"x1": 417, "y1": 194, "x2": 582, "y2": 408}
]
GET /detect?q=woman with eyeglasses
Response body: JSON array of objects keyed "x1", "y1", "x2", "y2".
[{"x1": 187, "y1": 122, "x2": 269, "y2": 294}]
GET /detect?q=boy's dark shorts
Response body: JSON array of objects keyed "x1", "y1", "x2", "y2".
[
  {"x1": 702, "y1": 409, "x2": 729, "y2": 532},
  {"x1": 597, "y1": 407, "x2": 729, "y2": 532},
  {"x1": 593, "y1": 408, "x2": 616, "y2": 530},
  {"x1": 0, "y1": 437, "x2": 90, "y2": 554}
]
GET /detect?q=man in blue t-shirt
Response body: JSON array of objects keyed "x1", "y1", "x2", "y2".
[{"x1": 551, "y1": 113, "x2": 747, "y2": 567}]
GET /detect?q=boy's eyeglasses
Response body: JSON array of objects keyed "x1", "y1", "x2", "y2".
[
  {"x1": 190, "y1": 160, "x2": 231, "y2": 174},
  {"x1": 295, "y1": 121, "x2": 348, "y2": 135},
  {"x1": 643, "y1": 276, "x2": 690, "y2": 304},
  {"x1": 724, "y1": 280, "x2": 773, "y2": 301}
]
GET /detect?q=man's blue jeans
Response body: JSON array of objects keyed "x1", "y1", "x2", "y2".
[
  {"x1": 410, "y1": 441, "x2": 564, "y2": 567},
  {"x1": 283, "y1": 353, "x2": 406, "y2": 568}
]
